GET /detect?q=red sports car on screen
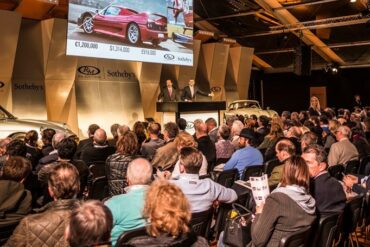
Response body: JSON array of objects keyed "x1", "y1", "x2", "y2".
[{"x1": 77, "y1": 5, "x2": 168, "y2": 46}]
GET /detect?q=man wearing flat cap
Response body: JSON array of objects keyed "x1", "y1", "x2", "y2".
[{"x1": 223, "y1": 128, "x2": 263, "y2": 178}]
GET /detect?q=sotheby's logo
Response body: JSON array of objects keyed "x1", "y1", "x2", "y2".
[
  {"x1": 78, "y1": 66, "x2": 100, "y2": 75},
  {"x1": 164, "y1": 54, "x2": 175, "y2": 60}
]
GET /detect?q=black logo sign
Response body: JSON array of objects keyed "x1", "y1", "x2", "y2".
[
  {"x1": 186, "y1": 121, "x2": 194, "y2": 130},
  {"x1": 0, "y1": 81, "x2": 4, "y2": 88},
  {"x1": 211, "y1": 86, "x2": 222, "y2": 92},
  {"x1": 78, "y1": 66, "x2": 100, "y2": 75},
  {"x1": 164, "y1": 54, "x2": 175, "y2": 60}
]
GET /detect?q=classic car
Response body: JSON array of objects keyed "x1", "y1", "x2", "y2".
[
  {"x1": 224, "y1": 100, "x2": 278, "y2": 119},
  {"x1": 78, "y1": 5, "x2": 168, "y2": 46},
  {"x1": 0, "y1": 105, "x2": 75, "y2": 139}
]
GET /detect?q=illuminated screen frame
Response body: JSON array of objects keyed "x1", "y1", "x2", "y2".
[{"x1": 66, "y1": 0, "x2": 193, "y2": 66}]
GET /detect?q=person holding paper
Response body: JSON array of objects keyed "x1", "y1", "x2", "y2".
[{"x1": 250, "y1": 156, "x2": 316, "y2": 247}]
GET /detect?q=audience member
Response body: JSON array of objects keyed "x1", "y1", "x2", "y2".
[
  {"x1": 258, "y1": 123, "x2": 284, "y2": 161},
  {"x1": 301, "y1": 131, "x2": 318, "y2": 152},
  {"x1": 308, "y1": 96, "x2": 322, "y2": 116},
  {"x1": 281, "y1": 111, "x2": 291, "y2": 121},
  {"x1": 323, "y1": 119, "x2": 339, "y2": 151},
  {"x1": 328, "y1": 125, "x2": 359, "y2": 166},
  {"x1": 195, "y1": 122, "x2": 216, "y2": 167},
  {"x1": 250, "y1": 156, "x2": 316, "y2": 247},
  {"x1": 140, "y1": 122, "x2": 165, "y2": 161},
  {"x1": 177, "y1": 118, "x2": 187, "y2": 132},
  {"x1": 123, "y1": 179, "x2": 208, "y2": 246},
  {"x1": 0, "y1": 157, "x2": 32, "y2": 227},
  {"x1": 268, "y1": 139, "x2": 296, "y2": 187},
  {"x1": 302, "y1": 145, "x2": 346, "y2": 215},
  {"x1": 256, "y1": 115, "x2": 270, "y2": 145},
  {"x1": 75, "y1": 123, "x2": 100, "y2": 159},
  {"x1": 206, "y1": 117, "x2": 218, "y2": 143},
  {"x1": 66, "y1": 200, "x2": 113, "y2": 247},
  {"x1": 224, "y1": 128, "x2": 263, "y2": 178},
  {"x1": 286, "y1": 126, "x2": 302, "y2": 154},
  {"x1": 106, "y1": 131, "x2": 139, "y2": 196},
  {"x1": 0, "y1": 137, "x2": 12, "y2": 168},
  {"x1": 24, "y1": 130, "x2": 42, "y2": 168},
  {"x1": 230, "y1": 120, "x2": 244, "y2": 150},
  {"x1": 37, "y1": 132, "x2": 65, "y2": 169},
  {"x1": 81, "y1": 128, "x2": 115, "y2": 164},
  {"x1": 105, "y1": 158, "x2": 152, "y2": 246},
  {"x1": 6, "y1": 162, "x2": 80, "y2": 246},
  {"x1": 108, "y1": 123, "x2": 120, "y2": 147},
  {"x1": 171, "y1": 132, "x2": 208, "y2": 177},
  {"x1": 152, "y1": 122, "x2": 179, "y2": 170},
  {"x1": 170, "y1": 147, "x2": 237, "y2": 212},
  {"x1": 215, "y1": 125, "x2": 235, "y2": 160},
  {"x1": 133, "y1": 121, "x2": 147, "y2": 152},
  {"x1": 40, "y1": 128, "x2": 56, "y2": 157}
]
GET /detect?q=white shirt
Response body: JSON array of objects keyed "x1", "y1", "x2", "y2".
[
  {"x1": 172, "y1": 154, "x2": 208, "y2": 177},
  {"x1": 190, "y1": 85, "x2": 194, "y2": 98}
]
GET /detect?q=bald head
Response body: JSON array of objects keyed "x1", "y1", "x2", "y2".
[
  {"x1": 52, "y1": 132, "x2": 66, "y2": 149},
  {"x1": 127, "y1": 158, "x2": 152, "y2": 185},
  {"x1": 94, "y1": 129, "x2": 107, "y2": 146}
]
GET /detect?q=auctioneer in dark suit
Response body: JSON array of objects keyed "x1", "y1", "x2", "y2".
[
  {"x1": 181, "y1": 85, "x2": 209, "y2": 101},
  {"x1": 158, "y1": 86, "x2": 179, "y2": 102}
]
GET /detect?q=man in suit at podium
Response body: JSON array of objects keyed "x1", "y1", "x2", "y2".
[
  {"x1": 158, "y1": 79, "x2": 178, "y2": 102},
  {"x1": 181, "y1": 79, "x2": 213, "y2": 102}
]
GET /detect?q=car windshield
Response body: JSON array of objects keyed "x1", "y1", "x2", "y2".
[
  {"x1": 104, "y1": 6, "x2": 121, "y2": 16},
  {"x1": 229, "y1": 101, "x2": 259, "y2": 110},
  {"x1": 0, "y1": 106, "x2": 17, "y2": 120}
]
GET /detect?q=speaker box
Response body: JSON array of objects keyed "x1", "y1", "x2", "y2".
[{"x1": 294, "y1": 45, "x2": 312, "y2": 76}]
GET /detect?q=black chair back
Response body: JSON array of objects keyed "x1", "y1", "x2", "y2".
[
  {"x1": 279, "y1": 225, "x2": 312, "y2": 247},
  {"x1": 358, "y1": 155, "x2": 370, "y2": 175},
  {"x1": 342, "y1": 194, "x2": 364, "y2": 236},
  {"x1": 88, "y1": 176, "x2": 109, "y2": 200},
  {"x1": 328, "y1": 165, "x2": 345, "y2": 180},
  {"x1": 264, "y1": 159, "x2": 281, "y2": 177},
  {"x1": 242, "y1": 165, "x2": 263, "y2": 181},
  {"x1": 345, "y1": 160, "x2": 360, "y2": 175},
  {"x1": 313, "y1": 213, "x2": 341, "y2": 247},
  {"x1": 215, "y1": 158, "x2": 230, "y2": 166},
  {"x1": 190, "y1": 208, "x2": 213, "y2": 238},
  {"x1": 214, "y1": 203, "x2": 232, "y2": 239},
  {"x1": 0, "y1": 222, "x2": 19, "y2": 245},
  {"x1": 216, "y1": 169, "x2": 238, "y2": 188},
  {"x1": 116, "y1": 227, "x2": 147, "y2": 247},
  {"x1": 88, "y1": 162, "x2": 106, "y2": 178}
]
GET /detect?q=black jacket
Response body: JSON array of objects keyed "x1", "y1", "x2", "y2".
[
  {"x1": 81, "y1": 145, "x2": 115, "y2": 165},
  {"x1": 181, "y1": 85, "x2": 209, "y2": 101},
  {"x1": 196, "y1": 135, "x2": 216, "y2": 166},
  {"x1": 310, "y1": 172, "x2": 346, "y2": 215}
]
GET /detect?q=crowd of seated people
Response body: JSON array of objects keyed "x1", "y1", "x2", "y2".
[{"x1": 0, "y1": 103, "x2": 369, "y2": 247}]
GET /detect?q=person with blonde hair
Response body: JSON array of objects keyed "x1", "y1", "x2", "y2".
[
  {"x1": 123, "y1": 180, "x2": 208, "y2": 246},
  {"x1": 250, "y1": 156, "x2": 316, "y2": 247},
  {"x1": 308, "y1": 96, "x2": 322, "y2": 116},
  {"x1": 170, "y1": 131, "x2": 208, "y2": 177}
]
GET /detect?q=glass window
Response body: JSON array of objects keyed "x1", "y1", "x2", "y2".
[{"x1": 104, "y1": 7, "x2": 120, "y2": 16}]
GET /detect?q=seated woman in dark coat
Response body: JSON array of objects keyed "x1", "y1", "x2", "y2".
[
  {"x1": 123, "y1": 180, "x2": 207, "y2": 247},
  {"x1": 250, "y1": 156, "x2": 316, "y2": 247}
]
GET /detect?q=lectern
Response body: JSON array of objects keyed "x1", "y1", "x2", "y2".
[{"x1": 156, "y1": 101, "x2": 226, "y2": 132}]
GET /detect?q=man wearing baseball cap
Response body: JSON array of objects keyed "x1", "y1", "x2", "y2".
[{"x1": 223, "y1": 128, "x2": 263, "y2": 178}]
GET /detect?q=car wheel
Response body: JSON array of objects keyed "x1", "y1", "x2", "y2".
[
  {"x1": 82, "y1": 15, "x2": 94, "y2": 34},
  {"x1": 126, "y1": 23, "x2": 141, "y2": 45}
]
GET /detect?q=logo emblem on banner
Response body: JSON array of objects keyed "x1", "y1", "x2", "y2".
[
  {"x1": 78, "y1": 66, "x2": 100, "y2": 75},
  {"x1": 0, "y1": 81, "x2": 4, "y2": 88},
  {"x1": 164, "y1": 54, "x2": 175, "y2": 60}
]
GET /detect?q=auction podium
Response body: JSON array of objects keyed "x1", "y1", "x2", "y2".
[{"x1": 157, "y1": 101, "x2": 226, "y2": 133}]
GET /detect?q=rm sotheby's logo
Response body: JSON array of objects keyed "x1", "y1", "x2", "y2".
[
  {"x1": 164, "y1": 54, "x2": 175, "y2": 60},
  {"x1": 78, "y1": 66, "x2": 100, "y2": 75},
  {"x1": 0, "y1": 81, "x2": 4, "y2": 88}
]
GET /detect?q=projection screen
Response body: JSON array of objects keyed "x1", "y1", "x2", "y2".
[{"x1": 66, "y1": 0, "x2": 193, "y2": 66}]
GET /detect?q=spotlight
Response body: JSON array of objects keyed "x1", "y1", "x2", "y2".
[
  {"x1": 324, "y1": 63, "x2": 339, "y2": 74},
  {"x1": 350, "y1": 0, "x2": 356, "y2": 2}
]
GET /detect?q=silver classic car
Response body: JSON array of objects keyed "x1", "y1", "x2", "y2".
[
  {"x1": 0, "y1": 105, "x2": 75, "y2": 139},
  {"x1": 224, "y1": 100, "x2": 278, "y2": 119}
]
